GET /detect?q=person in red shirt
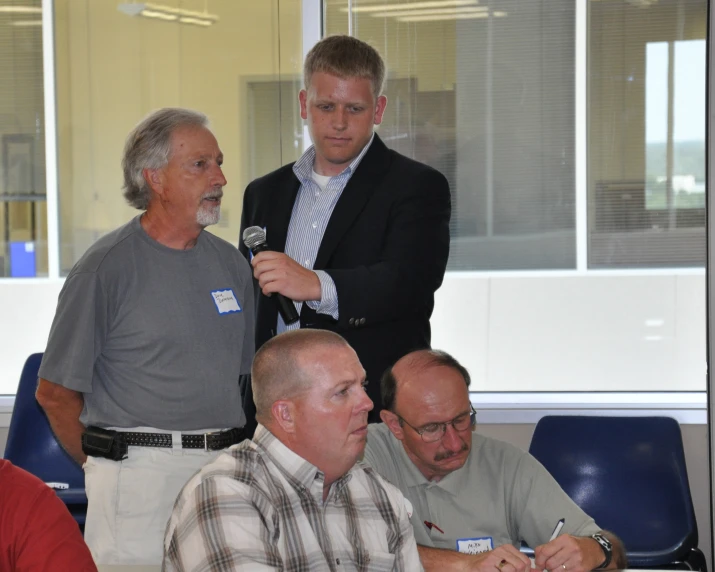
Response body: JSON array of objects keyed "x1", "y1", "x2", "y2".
[{"x1": 0, "y1": 459, "x2": 96, "y2": 571}]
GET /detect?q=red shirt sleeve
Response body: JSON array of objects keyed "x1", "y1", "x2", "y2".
[{"x1": 0, "y1": 461, "x2": 96, "y2": 572}]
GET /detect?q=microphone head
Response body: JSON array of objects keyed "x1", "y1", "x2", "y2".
[{"x1": 242, "y1": 226, "x2": 266, "y2": 250}]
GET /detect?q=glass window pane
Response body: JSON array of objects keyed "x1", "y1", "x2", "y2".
[
  {"x1": 54, "y1": 0, "x2": 304, "y2": 274},
  {"x1": 0, "y1": 0, "x2": 48, "y2": 278},
  {"x1": 325, "y1": 0, "x2": 576, "y2": 270},
  {"x1": 327, "y1": 0, "x2": 707, "y2": 393},
  {"x1": 588, "y1": 0, "x2": 706, "y2": 268}
]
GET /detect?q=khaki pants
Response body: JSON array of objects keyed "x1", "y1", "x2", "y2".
[{"x1": 83, "y1": 429, "x2": 223, "y2": 565}]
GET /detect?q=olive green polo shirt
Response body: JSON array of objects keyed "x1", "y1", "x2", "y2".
[{"x1": 363, "y1": 424, "x2": 601, "y2": 553}]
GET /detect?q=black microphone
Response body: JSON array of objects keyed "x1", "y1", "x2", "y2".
[{"x1": 242, "y1": 226, "x2": 300, "y2": 326}]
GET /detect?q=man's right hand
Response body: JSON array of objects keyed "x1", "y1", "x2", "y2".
[
  {"x1": 251, "y1": 251, "x2": 322, "y2": 302},
  {"x1": 418, "y1": 543, "x2": 535, "y2": 572},
  {"x1": 464, "y1": 545, "x2": 535, "y2": 572}
]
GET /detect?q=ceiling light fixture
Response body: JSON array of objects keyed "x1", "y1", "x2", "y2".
[
  {"x1": 11, "y1": 19, "x2": 42, "y2": 26},
  {"x1": 117, "y1": 2, "x2": 218, "y2": 26},
  {"x1": 178, "y1": 16, "x2": 211, "y2": 26},
  {"x1": 140, "y1": 9, "x2": 177, "y2": 21},
  {"x1": 371, "y1": 6, "x2": 488, "y2": 18},
  {"x1": 397, "y1": 10, "x2": 507, "y2": 21},
  {"x1": 0, "y1": 6, "x2": 41, "y2": 14},
  {"x1": 342, "y1": 0, "x2": 478, "y2": 14}
]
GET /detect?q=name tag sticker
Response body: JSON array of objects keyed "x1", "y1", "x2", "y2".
[
  {"x1": 456, "y1": 537, "x2": 494, "y2": 555},
  {"x1": 211, "y1": 289, "x2": 242, "y2": 315}
]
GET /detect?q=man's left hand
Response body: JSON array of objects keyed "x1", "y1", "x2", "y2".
[
  {"x1": 251, "y1": 251, "x2": 321, "y2": 302},
  {"x1": 534, "y1": 535, "x2": 606, "y2": 572}
]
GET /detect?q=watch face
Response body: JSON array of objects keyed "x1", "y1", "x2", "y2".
[
  {"x1": 594, "y1": 534, "x2": 612, "y2": 550},
  {"x1": 592, "y1": 533, "x2": 613, "y2": 570}
]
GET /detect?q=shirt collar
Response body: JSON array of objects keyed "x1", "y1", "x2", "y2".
[
  {"x1": 293, "y1": 132, "x2": 376, "y2": 185},
  {"x1": 252, "y1": 424, "x2": 354, "y2": 494}
]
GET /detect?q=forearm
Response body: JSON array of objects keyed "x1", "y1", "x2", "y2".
[
  {"x1": 49, "y1": 413, "x2": 87, "y2": 466},
  {"x1": 418, "y1": 545, "x2": 470, "y2": 572},
  {"x1": 36, "y1": 378, "x2": 87, "y2": 465}
]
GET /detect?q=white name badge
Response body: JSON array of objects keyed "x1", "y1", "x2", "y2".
[
  {"x1": 211, "y1": 289, "x2": 242, "y2": 314},
  {"x1": 456, "y1": 537, "x2": 494, "y2": 555}
]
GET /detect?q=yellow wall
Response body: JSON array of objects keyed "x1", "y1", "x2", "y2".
[
  {"x1": 8, "y1": 0, "x2": 707, "y2": 273},
  {"x1": 52, "y1": 0, "x2": 463, "y2": 273},
  {"x1": 54, "y1": 0, "x2": 303, "y2": 272}
]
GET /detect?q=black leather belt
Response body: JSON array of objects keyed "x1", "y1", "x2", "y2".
[{"x1": 120, "y1": 427, "x2": 244, "y2": 450}]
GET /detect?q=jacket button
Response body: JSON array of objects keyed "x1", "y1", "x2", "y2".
[
  {"x1": 348, "y1": 318, "x2": 355, "y2": 326},
  {"x1": 359, "y1": 318, "x2": 366, "y2": 325}
]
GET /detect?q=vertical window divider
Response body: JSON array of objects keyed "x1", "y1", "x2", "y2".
[
  {"x1": 485, "y1": 11, "x2": 494, "y2": 238},
  {"x1": 42, "y1": 0, "x2": 59, "y2": 280},
  {"x1": 301, "y1": 0, "x2": 321, "y2": 153},
  {"x1": 575, "y1": 0, "x2": 588, "y2": 272}
]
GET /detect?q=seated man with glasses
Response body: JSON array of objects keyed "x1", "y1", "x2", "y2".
[{"x1": 364, "y1": 350, "x2": 626, "y2": 572}]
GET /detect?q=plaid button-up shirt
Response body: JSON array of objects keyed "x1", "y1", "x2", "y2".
[{"x1": 163, "y1": 424, "x2": 423, "y2": 572}]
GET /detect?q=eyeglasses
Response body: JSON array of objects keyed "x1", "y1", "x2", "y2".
[{"x1": 396, "y1": 406, "x2": 477, "y2": 443}]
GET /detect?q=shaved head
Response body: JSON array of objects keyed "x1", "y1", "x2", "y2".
[{"x1": 251, "y1": 329, "x2": 352, "y2": 423}]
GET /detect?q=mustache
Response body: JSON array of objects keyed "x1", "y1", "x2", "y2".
[
  {"x1": 433, "y1": 442, "x2": 469, "y2": 462},
  {"x1": 201, "y1": 187, "x2": 224, "y2": 200}
]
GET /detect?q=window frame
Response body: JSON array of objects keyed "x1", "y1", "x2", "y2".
[{"x1": 0, "y1": 0, "x2": 707, "y2": 424}]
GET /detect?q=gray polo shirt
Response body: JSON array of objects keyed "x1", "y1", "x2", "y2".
[
  {"x1": 39, "y1": 216, "x2": 255, "y2": 430},
  {"x1": 364, "y1": 423, "x2": 600, "y2": 553}
]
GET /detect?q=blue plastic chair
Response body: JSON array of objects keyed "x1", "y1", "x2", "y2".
[
  {"x1": 4, "y1": 353, "x2": 87, "y2": 530},
  {"x1": 529, "y1": 415, "x2": 705, "y2": 571}
]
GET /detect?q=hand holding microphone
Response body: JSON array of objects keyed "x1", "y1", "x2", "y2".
[{"x1": 242, "y1": 226, "x2": 300, "y2": 325}]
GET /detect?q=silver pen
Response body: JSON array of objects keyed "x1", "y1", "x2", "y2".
[{"x1": 549, "y1": 518, "x2": 565, "y2": 541}]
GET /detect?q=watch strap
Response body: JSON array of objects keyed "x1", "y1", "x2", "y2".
[{"x1": 591, "y1": 533, "x2": 612, "y2": 570}]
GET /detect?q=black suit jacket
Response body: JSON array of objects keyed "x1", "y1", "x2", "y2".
[{"x1": 239, "y1": 134, "x2": 451, "y2": 422}]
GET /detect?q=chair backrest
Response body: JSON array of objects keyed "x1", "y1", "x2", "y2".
[
  {"x1": 529, "y1": 415, "x2": 698, "y2": 566},
  {"x1": 4, "y1": 353, "x2": 85, "y2": 491}
]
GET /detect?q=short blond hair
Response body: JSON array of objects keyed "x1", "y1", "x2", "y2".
[
  {"x1": 304, "y1": 35, "x2": 385, "y2": 99},
  {"x1": 251, "y1": 330, "x2": 351, "y2": 423}
]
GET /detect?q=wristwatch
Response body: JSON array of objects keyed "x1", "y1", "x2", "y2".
[{"x1": 591, "y1": 533, "x2": 612, "y2": 569}]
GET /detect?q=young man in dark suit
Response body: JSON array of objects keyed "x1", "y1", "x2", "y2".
[{"x1": 239, "y1": 35, "x2": 451, "y2": 422}]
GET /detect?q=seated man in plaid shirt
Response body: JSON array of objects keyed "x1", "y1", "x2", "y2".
[{"x1": 164, "y1": 329, "x2": 423, "y2": 571}]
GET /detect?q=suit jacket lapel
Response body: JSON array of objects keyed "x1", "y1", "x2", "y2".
[
  {"x1": 267, "y1": 169, "x2": 301, "y2": 253},
  {"x1": 314, "y1": 134, "x2": 392, "y2": 268}
]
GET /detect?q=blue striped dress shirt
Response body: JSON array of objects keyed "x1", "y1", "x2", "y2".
[{"x1": 278, "y1": 134, "x2": 375, "y2": 333}]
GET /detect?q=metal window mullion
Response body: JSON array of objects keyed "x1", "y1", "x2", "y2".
[
  {"x1": 42, "y1": 0, "x2": 59, "y2": 279},
  {"x1": 575, "y1": 0, "x2": 588, "y2": 272},
  {"x1": 706, "y1": 0, "x2": 715, "y2": 558},
  {"x1": 301, "y1": 0, "x2": 321, "y2": 152}
]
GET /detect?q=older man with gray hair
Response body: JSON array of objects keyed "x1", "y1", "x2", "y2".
[{"x1": 36, "y1": 107, "x2": 255, "y2": 565}]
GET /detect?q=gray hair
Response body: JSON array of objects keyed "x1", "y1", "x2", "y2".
[{"x1": 121, "y1": 108, "x2": 208, "y2": 210}]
